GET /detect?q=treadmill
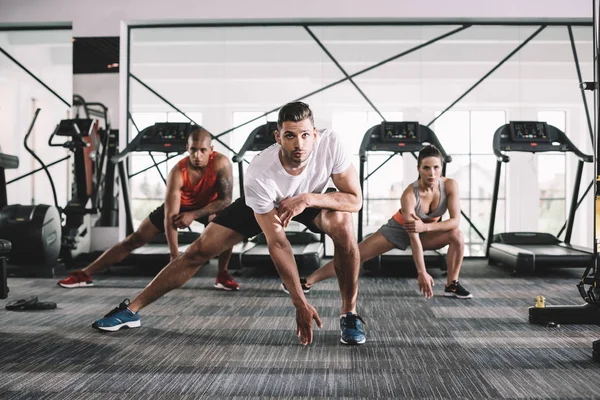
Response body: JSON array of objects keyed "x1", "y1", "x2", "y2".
[
  {"x1": 486, "y1": 121, "x2": 594, "y2": 275},
  {"x1": 228, "y1": 122, "x2": 324, "y2": 271},
  {"x1": 359, "y1": 121, "x2": 452, "y2": 274},
  {"x1": 112, "y1": 122, "x2": 201, "y2": 265}
]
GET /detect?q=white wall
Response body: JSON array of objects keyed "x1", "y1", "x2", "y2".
[{"x1": 0, "y1": 0, "x2": 593, "y2": 37}]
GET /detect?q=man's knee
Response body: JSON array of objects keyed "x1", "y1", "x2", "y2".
[
  {"x1": 122, "y1": 232, "x2": 147, "y2": 251},
  {"x1": 181, "y1": 236, "x2": 218, "y2": 265},
  {"x1": 323, "y1": 211, "x2": 355, "y2": 242}
]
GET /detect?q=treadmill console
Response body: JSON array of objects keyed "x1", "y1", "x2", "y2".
[
  {"x1": 138, "y1": 122, "x2": 197, "y2": 152},
  {"x1": 509, "y1": 121, "x2": 551, "y2": 143},
  {"x1": 380, "y1": 122, "x2": 421, "y2": 143},
  {"x1": 56, "y1": 119, "x2": 95, "y2": 137}
]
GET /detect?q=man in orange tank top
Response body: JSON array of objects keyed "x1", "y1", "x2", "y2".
[{"x1": 57, "y1": 127, "x2": 238, "y2": 291}]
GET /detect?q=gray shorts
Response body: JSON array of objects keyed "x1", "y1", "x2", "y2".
[{"x1": 378, "y1": 217, "x2": 412, "y2": 250}]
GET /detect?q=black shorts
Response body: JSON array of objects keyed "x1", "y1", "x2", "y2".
[
  {"x1": 148, "y1": 203, "x2": 210, "y2": 232},
  {"x1": 211, "y1": 197, "x2": 322, "y2": 238}
]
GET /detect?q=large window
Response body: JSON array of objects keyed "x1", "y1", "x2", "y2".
[
  {"x1": 127, "y1": 23, "x2": 594, "y2": 252},
  {"x1": 331, "y1": 111, "x2": 404, "y2": 234},
  {"x1": 537, "y1": 111, "x2": 566, "y2": 235},
  {"x1": 435, "y1": 110, "x2": 507, "y2": 256}
]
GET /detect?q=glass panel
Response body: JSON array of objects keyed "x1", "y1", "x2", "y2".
[
  {"x1": 0, "y1": 29, "x2": 72, "y2": 207},
  {"x1": 470, "y1": 111, "x2": 505, "y2": 154},
  {"x1": 367, "y1": 111, "x2": 404, "y2": 126},
  {"x1": 433, "y1": 111, "x2": 470, "y2": 155},
  {"x1": 445, "y1": 155, "x2": 470, "y2": 198},
  {"x1": 167, "y1": 112, "x2": 203, "y2": 125},
  {"x1": 364, "y1": 199, "x2": 400, "y2": 233},
  {"x1": 131, "y1": 199, "x2": 162, "y2": 231},
  {"x1": 539, "y1": 199, "x2": 566, "y2": 235},
  {"x1": 131, "y1": 112, "x2": 166, "y2": 133},
  {"x1": 538, "y1": 110, "x2": 566, "y2": 131},
  {"x1": 331, "y1": 111, "x2": 369, "y2": 160},
  {"x1": 471, "y1": 199, "x2": 505, "y2": 244},
  {"x1": 365, "y1": 154, "x2": 404, "y2": 198},
  {"x1": 538, "y1": 154, "x2": 566, "y2": 199},
  {"x1": 471, "y1": 154, "x2": 505, "y2": 198}
]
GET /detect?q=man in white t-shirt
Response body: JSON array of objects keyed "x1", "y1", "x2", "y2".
[{"x1": 91, "y1": 102, "x2": 365, "y2": 346}]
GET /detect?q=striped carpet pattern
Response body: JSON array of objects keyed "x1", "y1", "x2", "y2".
[{"x1": 0, "y1": 260, "x2": 599, "y2": 399}]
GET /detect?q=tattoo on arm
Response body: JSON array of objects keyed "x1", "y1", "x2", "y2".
[{"x1": 190, "y1": 162, "x2": 233, "y2": 218}]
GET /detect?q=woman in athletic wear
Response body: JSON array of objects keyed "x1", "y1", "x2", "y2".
[{"x1": 286, "y1": 144, "x2": 472, "y2": 299}]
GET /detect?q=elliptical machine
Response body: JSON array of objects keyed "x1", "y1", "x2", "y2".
[
  {"x1": 0, "y1": 110, "x2": 62, "y2": 277},
  {"x1": 0, "y1": 99, "x2": 116, "y2": 276}
]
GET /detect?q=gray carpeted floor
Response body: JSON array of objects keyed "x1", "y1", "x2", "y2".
[{"x1": 1, "y1": 260, "x2": 599, "y2": 399}]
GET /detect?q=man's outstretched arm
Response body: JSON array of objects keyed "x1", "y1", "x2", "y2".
[{"x1": 255, "y1": 210, "x2": 322, "y2": 345}]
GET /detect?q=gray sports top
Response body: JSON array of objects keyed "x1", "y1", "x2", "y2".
[{"x1": 413, "y1": 179, "x2": 447, "y2": 220}]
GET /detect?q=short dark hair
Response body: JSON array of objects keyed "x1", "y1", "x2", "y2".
[
  {"x1": 188, "y1": 126, "x2": 212, "y2": 143},
  {"x1": 277, "y1": 102, "x2": 314, "y2": 129},
  {"x1": 417, "y1": 144, "x2": 443, "y2": 167}
]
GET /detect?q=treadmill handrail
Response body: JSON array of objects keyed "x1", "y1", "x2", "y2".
[
  {"x1": 493, "y1": 123, "x2": 593, "y2": 163},
  {"x1": 492, "y1": 125, "x2": 511, "y2": 162},
  {"x1": 112, "y1": 122, "x2": 194, "y2": 164},
  {"x1": 232, "y1": 124, "x2": 263, "y2": 163},
  {"x1": 0, "y1": 153, "x2": 19, "y2": 169},
  {"x1": 358, "y1": 123, "x2": 452, "y2": 163},
  {"x1": 111, "y1": 125, "x2": 151, "y2": 164}
]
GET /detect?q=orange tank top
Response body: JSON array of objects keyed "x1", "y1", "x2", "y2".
[{"x1": 178, "y1": 152, "x2": 219, "y2": 209}]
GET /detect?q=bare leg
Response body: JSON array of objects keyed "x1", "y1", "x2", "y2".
[
  {"x1": 206, "y1": 214, "x2": 234, "y2": 275},
  {"x1": 81, "y1": 218, "x2": 160, "y2": 276},
  {"x1": 420, "y1": 228, "x2": 464, "y2": 285},
  {"x1": 314, "y1": 211, "x2": 360, "y2": 314},
  {"x1": 128, "y1": 223, "x2": 245, "y2": 313},
  {"x1": 217, "y1": 248, "x2": 233, "y2": 274},
  {"x1": 305, "y1": 232, "x2": 395, "y2": 286}
]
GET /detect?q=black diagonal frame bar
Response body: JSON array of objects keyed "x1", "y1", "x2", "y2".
[
  {"x1": 568, "y1": 25, "x2": 594, "y2": 146},
  {"x1": 212, "y1": 25, "x2": 471, "y2": 140},
  {"x1": 304, "y1": 26, "x2": 385, "y2": 121},
  {"x1": 427, "y1": 25, "x2": 547, "y2": 128},
  {"x1": 0, "y1": 46, "x2": 71, "y2": 108},
  {"x1": 129, "y1": 73, "x2": 238, "y2": 155}
]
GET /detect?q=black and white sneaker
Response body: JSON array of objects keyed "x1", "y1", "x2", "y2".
[
  {"x1": 280, "y1": 277, "x2": 311, "y2": 294},
  {"x1": 443, "y1": 280, "x2": 473, "y2": 299}
]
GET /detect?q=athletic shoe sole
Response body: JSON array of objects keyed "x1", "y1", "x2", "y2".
[
  {"x1": 443, "y1": 292, "x2": 473, "y2": 299},
  {"x1": 92, "y1": 320, "x2": 141, "y2": 332},
  {"x1": 58, "y1": 282, "x2": 94, "y2": 288},
  {"x1": 340, "y1": 336, "x2": 366, "y2": 345},
  {"x1": 214, "y1": 283, "x2": 239, "y2": 291},
  {"x1": 280, "y1": 283, "x2": 310, "y2": 294}
]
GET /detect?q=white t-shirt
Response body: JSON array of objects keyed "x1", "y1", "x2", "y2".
[{"x1": 244, "y1": 128, "x2": 351, "y2": 214}]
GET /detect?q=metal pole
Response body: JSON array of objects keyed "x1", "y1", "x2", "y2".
[
  {"x1": 565, "y1": 160, "x2": 585, "y2": 243},
  {"x1": 568, "y1": 25, "x2": 594, "y2": 146},
  {"x1": 118, "y1": 161, "x2": 134, "y2": 235},
  {"x1": 486, "y1": 160, "x2": 503, "y2": 257}
]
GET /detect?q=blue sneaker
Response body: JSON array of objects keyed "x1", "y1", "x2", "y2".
[
  {"x1": 92, "y1": 299, "x2": 140, "y2": 332},
  {"x1": 340, "y1": 312, "x2": 366, "y2": 345}
]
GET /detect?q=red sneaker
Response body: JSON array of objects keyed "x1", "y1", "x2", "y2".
[
  {"x1": 214, "y1": 272, "x2": 239, "y2": 291},
  {"x1": 57, "y1": 271, "x2": 93, "y2": 288}
]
